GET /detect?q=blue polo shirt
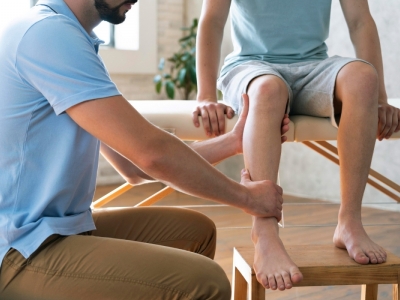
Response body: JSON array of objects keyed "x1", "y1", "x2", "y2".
[{"x1": 0, "y1": 0, "x2": 121, "y2": 266}]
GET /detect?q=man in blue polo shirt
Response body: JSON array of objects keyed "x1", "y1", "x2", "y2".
[{"x1": 0, "y1": 0, "x2": 290, "y2": 299}]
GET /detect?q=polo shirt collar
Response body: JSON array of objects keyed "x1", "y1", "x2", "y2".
[{"x1": 36, "y1": 0, "x2": 79, "y2": 24}]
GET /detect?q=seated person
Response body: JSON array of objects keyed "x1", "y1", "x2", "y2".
[
  {"x1": 0, "y1": 0, "x2": 288, "y2": 299},
  {"x1": 193, "y1": 0, "x2": 400, "y2": 292}
]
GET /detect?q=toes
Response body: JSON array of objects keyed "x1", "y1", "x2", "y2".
[
  {"x1": 275, "y1": 273, "x2": 285, "y2": 291},
  {"x1": 366, "y1": 250, "x2": 378, "y2": 264},
  {"x1": 256, "y1": 272, "x2": 270, "y2": 289},
  {"x1": 351, "y1": 246, "x2": 370, "y2": 264},
  {"x1": 262, "y1": 276, "x2": 270, "y2": 289},
  {"x1": 375, "y1": 251, "x2": 385, "y2": 264},
  {"x1": 290, "y1": 268, "x2": 303, "y2": 284},
  {"x1": 371, "y1": 247, "x2": 387, "y2": 264},
  {"x1": 282, "y1": 271, "x2": 293, "y2": 289},
  {"x1": 268, "y1": 275, "x2": 277, "y2": 290},
  {"x1": 353, "y1": 251, "x2": 370, "y2": 264},
  {"x1": 379, "y1": 248, "x2": 387, "y2": 263}
]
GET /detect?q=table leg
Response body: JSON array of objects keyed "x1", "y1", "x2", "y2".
[
  {"x1": 248, "y1": 274, "x2": 264, "y2": 300},
  {"x1": 232, "y1": 266, "x2": 247, "y2": 300},
  {"x1": 361, "y1": 284, "x2": 378, "y2": 300}
]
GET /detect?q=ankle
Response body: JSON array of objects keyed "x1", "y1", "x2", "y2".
[
  {"x1": 251, "y1": 217, "x2": 279, "y2": 243},
  {"x1": 338, "y1": 210, "x2": 362, "y2": 224}
]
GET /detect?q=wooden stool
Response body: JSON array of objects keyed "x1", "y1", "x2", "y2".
[{"x1": 232, "y1": 245, "x2": 400, "y2": 300}]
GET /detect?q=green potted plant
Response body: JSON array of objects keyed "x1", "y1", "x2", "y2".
[{"x1": 153, "y1": 19, "x2": 198, "y2": 100}]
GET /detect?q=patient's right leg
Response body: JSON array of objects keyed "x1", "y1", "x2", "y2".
[{"x1": 244, "y1": 75, "x2": 303, "y2": 291}]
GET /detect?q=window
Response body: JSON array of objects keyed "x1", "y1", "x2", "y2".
[
  {"x1": 1, "y1": 1, "x2": 138, "y2": 50},
  {"x1": 98, "y1": 0, "x2": 157, "y2": 74},
  {"x1": 2, "y1": 0, "x2": 157, "y2": 75},
  {"x1": 93, "y1": 4, "x2": 139, "y2": 51}
]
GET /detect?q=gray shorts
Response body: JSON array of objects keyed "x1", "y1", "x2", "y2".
[{"x1": 217, "y1": 56, "x2": 372, "y2": 127}]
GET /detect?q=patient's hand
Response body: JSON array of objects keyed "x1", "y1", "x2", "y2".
[
  {"x1": 377, "y1": 102, "x2": 400, "y2": 140},
  {"x1": 192, "y1": 100, "x2": 235, "y2": 137},
  {"x1": 193, "y1": 94, "x2": 290, "y2": 151}
]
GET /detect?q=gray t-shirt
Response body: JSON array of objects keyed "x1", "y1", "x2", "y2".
[{"x1": 221, "y1": 0, "x2": 332, "y2": 76}]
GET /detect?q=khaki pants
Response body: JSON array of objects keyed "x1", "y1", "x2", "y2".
[{"x1": 0, "y1": 207, "x2": 230, "y2": 300}]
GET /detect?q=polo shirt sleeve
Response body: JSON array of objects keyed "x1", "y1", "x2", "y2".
[{"x1": 15, "y1": 15, "x2": 121, "y2": 115}]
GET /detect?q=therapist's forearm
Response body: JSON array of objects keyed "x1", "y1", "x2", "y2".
[
  {"x1": 100, "y1": 142, "x2": 154, "y2": 185},
  {"x1": 190, "y1": 131, "x2": 239, "y2": 165},
  {"x1": 100, "y1": 128, "x2": 239, "y2": 185}
]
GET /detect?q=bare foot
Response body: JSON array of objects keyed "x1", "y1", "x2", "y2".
[
  {"x1": 333, "y1": 220, "x2": 387, "y2": 264},
  {"x1": 253, "y1": 232, "x2": 303, "y2": 291}
]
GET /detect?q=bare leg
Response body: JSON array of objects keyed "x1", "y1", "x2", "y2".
[
  {"x1": 244, "y1": 75, "x2": 303, "y2": 291},
  {"x1": 333, "y1": 62, "x2": 387, "y2": 264}
]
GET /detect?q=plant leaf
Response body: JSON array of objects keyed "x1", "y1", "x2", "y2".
[
  {"x1": 189, "y1": 66, "x2": 197, "y2": 84},
  {"x1": 165, "y1": 81, "x2": 175, "y2": 99},
  {"x1": 179, "y1": 35, "x2": 192, "y2": 42},
  {"x1": 158, "y1": 58, "x2": 165, "y2": 70},
  {"x1": 155, "y1": 80, "x2": 162, "y2": 94},
  {"x1": 178, "y1": 68, "x2": 187, "y2": 85},
  {"x1": 181, "y1": 52, "x2": 190, "y2": 61},
  {"x1": 153, "y1": 74, "x2": 162, "y2": 83}
]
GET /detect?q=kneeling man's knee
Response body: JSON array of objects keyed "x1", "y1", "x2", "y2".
[{"x1": 191, "y1": 258, "x2": 231, "y2": 300}]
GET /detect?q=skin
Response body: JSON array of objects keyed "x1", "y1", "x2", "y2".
[
  {"x1": 101, "y1": 94, "x2": 290, "y2": 185},
  {"x1": 194, "y1": 0, "x2": 399, "y2": 291},
  {"x1": 63, "y1": 0, "x2": 287, "y2": 221}
]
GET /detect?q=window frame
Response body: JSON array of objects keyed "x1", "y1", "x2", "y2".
[
  {"x1": 31, "y1": 0, "x2": 157, "y2": 75},
  {"x1": 99, "y1": 0, "x2": 158, "y2": 75}
]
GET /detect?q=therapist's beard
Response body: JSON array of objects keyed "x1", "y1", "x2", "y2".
[{"x1": 94, "y1": 0, "x2": 136, "y2": 24}]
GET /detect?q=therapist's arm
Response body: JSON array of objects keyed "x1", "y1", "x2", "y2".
[
  {"x1": 99, "y1": 94, "x2": 249, "y2": 185},
  {"x1": 99, "y1": 94, "x2": 289, "y2": 185},
  {"x1": 100, "y1": 127, "x2": 240, "y2": 185},
  {"x1": 67, "y1": 95, "x2": 284, "y2": 219}
]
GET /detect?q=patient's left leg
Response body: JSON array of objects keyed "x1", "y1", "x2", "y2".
[{"x1": 332, "y1": 61, "x2": 386, "y2": 264}]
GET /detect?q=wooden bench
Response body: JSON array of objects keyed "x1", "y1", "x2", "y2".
[{"x1": 232, "y1": 245, "x2": 400, "y2": 300}]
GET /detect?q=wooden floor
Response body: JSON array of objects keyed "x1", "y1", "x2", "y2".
[{"x1": 93, "y1": 183, "x2": 400, "y2": 300}]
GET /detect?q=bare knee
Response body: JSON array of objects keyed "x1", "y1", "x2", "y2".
[
  {"x1": 336, "y1": 62, "x2": 379, "y2": 109},
  {"x1": 247, "y1": 75, "x2": 289, "y2": 114}
]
